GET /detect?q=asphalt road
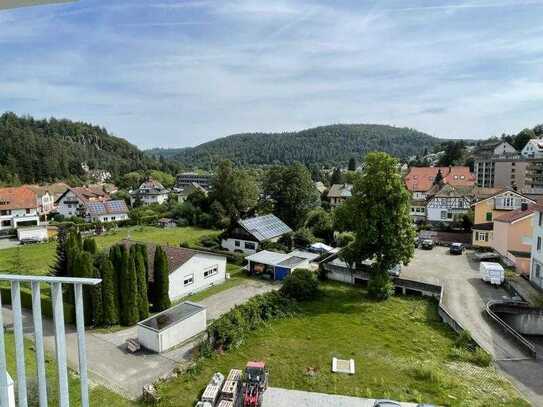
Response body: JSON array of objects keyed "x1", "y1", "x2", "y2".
[{"x1": 402, "y1": 246, "x2": 543, "y2": 406}]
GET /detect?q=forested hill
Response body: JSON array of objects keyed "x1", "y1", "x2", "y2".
[
  {"x1": 0, "y1": 112, "x2": 159, "y2": 184},
  {"x1": 152, "y1": 124, "x2": 441, "y2": 168}
]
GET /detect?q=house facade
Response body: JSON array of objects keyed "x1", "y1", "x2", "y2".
[
  {"x1": 124, "y1": 240, "x2": 227, "y2": 301},
  {"x1": 492, "y1": 206, "x2": 535, "y2": 275},
  {"x1": 327, "y1": 184, "x2": 352, "y2": 208},
  {"x1": 221, "y1": 214, "x2": 292, "y2": 254},
  {"x1": 56, "y1": 187, "x2": 128, "y2": 223},
  {"x1": 130, "y1": 179, "x2": 170, "y2": 206},
  {"x1": 175, "y1": 182, "x2": 207, "y2": 203},
  {"x1": 425, "y1": 185, "x2": 472, "y2": 224},
  {"x1": 530, "y1": 206, "x2": 543, "y2": 290},
  {"x1": 0, "y1": 187, "x2": 40, "y2": 233},
  {"x1": 175, "y1": 172, "x2": 213, "y2": 190},
  {"x1": 472, "y1": 190, "x2": 535, "y2": 247},
  {"x1": 521, "y1": 139, "x2": 543, "y2": 159}
]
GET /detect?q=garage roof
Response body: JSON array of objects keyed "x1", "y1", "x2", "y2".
[
  {"x1": 138, "y1": 301, "x2": 205, "y2": 332},
  {"x1": 245, "y1": 250, "x2": 311, "y2": 269}
]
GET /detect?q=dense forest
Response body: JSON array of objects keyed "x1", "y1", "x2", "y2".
[
  {"x1": 0, "y1": 112, "x2": 162, "y2": 184},
  {"x1": 147, "y1": 124, "x2": 442, "y2": 169}
]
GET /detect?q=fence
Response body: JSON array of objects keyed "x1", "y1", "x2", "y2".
[{"x1": 0, "y1": 274, "x2": 101, "y2": 407}]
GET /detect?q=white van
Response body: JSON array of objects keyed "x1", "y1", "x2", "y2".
[{"x1": 480, "y1": 262, "x2": 504, "y2": 286}]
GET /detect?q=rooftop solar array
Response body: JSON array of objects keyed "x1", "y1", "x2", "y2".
[
  {"x1": 239, "y1": 214, "x2": 292, "y2": 242},
  {"x1": 85, "y1": 200, "x2": 128, "y2": 216}
]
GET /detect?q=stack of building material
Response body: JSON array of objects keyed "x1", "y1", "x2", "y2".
[
  {"x1": 220, "y1": 380, "x2": 238, "y2": 402},
  {"x1": 217, "y1": 400, "x2": 234, "y2": 407},
  {"x1": 201, "y1": 372, "x2": 225, "y2": 405}
]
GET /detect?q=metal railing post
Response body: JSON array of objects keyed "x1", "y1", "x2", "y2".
[
  {"x1": 0, "y1": 289, "x2": 10, "y2": 407},
  {"x1": 31, "y1": 282, "x2": 48, "y2": 407},
  {"x1": 74, "y1": 283, "x2": 89, "y2": 407},
  {"x1": 51, "y1": 282, "x2": 69, "y2": 407},
  {"x1": 11, "y1": 281, "x2": 28, "y2": 407}
]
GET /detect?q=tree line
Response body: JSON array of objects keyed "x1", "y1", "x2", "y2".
[{"x1": 51, "y1": 228, "x2": 170, "y2": 327}]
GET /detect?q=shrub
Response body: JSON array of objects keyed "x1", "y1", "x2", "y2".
[
  {"x1": 367, "y1": 269, "x2": 394, "y2": 300},
  {"x1": 280, "y1": 269, "x2": 319, "y2": 301},
  {"x1": 207, "y1": 291, "x2": 297, "y2": 352},
  {"x1": 260, "y1": 240, "x2": 288, "y2": 253},
  {"x1": 336, "y1": 231, "x2": 355, "y2": 247},
  {"x1": 455, "y1": 329, "x2": 476, "y2": 351},
  {"x1": 199, "y1": 235, "x2": 220, "y2": 249}
]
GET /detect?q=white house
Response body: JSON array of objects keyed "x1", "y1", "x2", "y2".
[
  {"x1": 56, "y1": 187, "x2": 128, "y2": 223},
  {"x1": 0, "y1": 186, "x2": 41, "y2": 233},
  {"x1": 130, "y1": 179, "x2": 170, "y2": 206},
  {"x1": 56, "y1": 187, "x2": 109, "y2": 218},
  {"x1": 221, "y1": 214, "x2": 292, "y2": 254},
  {"x1": 124, "y1": 240, "x2": 227, "y2": 301},
  {"x1": 426, "y1": 184, "x2": 472, "y2": 223},
  {"x1": 522, "y1": 139, "x2": 543, "y2": 159},
  {"x1": 530, "y1": 204, "x2": 543, "y2": 290}
]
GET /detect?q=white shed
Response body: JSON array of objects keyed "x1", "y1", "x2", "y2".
[
  {"x1": 137, "y1": 301, "x2": 206, "y2": 353},
  {"x1": 17, "y1": 226, "x2": 48, "y2": 243}
]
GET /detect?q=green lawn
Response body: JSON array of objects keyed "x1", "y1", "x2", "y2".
[
  {"x1": 0, "y1": 226, "x2": 219, "y2": 276},
  {"x1": 4, "y1": 333, "x2": 136, "y2": 406},
  {"x1": 155, "y1": 283, "x2": 528, "y2": 407}
]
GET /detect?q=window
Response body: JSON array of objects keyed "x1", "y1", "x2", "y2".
[
  {"x1": 486, "y1": 212, "x2": 492, "y2": 222},
  {"x1": 235, "y1": 240, "x2": 240, "y2": 247},
  {"x1": 538, "y1": 237, "x2": 541, "y2": 252},
  {"x1": 535, "y1": 263, "x2": 541, "y2": 279},
  {"x1": 204, "y1": 265, "x2": 219, "y2": 278},
  {"x1": 183, "y1": 274, "x2": 194, "y2": 286},
  {"x1": 447, "y1": 212, "x2": 453, "y2": 219},
  {"x1": 441, "y1": 211, "x2": 447, "y2": 220},
  {"x1": 245, "y1": 242, "x2": 256, "y2": 250},
  {"x1": 539, "y1": 212, "x2": 542, "y2": 227},
  {"x1": 0, "y1": 210, "x2": 10, "y2": 216},
  {"x1": 25, "y1": 209, "x2": 31, "y2": 214},
  {"x1": 1, "y1": 220, "x2": 11, "y2": 227}
]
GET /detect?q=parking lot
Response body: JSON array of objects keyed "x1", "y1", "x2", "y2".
[{"x1": 402, "y1": 246, "x2": 543, "y2": 406}]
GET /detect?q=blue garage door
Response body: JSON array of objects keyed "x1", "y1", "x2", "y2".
[{"x1": 274, "y1": 266, "x2": 290, "y2": 281}]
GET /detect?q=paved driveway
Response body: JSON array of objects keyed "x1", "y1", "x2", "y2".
[
  {"x1": 402, "y1": 246, "x2": 543, "y2": 405},
  {"x1": 2, "y1": 278, "x2": 276, "y2": 399}
]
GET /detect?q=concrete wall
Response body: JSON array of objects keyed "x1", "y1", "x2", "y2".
[
  {"x1": 168, "y1": 253, "x2": 227, "y2": 301},
  {"x1": 221, "y1": 238, "x2": 259, "y2": 254},
  {"x1": 503, "y1": 312, "x2": 543, "y2": 335},
  {"x1": 138, "y1": 308, "x2": 206, "y2": 353}
]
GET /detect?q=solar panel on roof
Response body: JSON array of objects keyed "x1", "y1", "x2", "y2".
[{"x1": 240, "y1": 214, "x2": 292, "y2": 242}]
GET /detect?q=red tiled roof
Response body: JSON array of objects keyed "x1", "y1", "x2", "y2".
[
  {"x1": 404, "y1": 166, "x2": 475, "y2": 192},
  {"x1": 493, "y1": 205, "x2": 536, "y2": 223},
  {"x1": 0, "y1": 186, "x2": 38, "y2": 210},
  {"x1": 71, "y1": 187, "x2": 109, "y2": 203}
]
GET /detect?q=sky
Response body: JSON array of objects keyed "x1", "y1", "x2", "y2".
[{"x1": 1, "y1": 0, "x2": 543, "y2": 149}]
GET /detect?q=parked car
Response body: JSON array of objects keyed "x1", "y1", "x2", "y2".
[
  {"x1": 420, "y1": 239, "x2": 434, "y2": 250},
  {"x1": 449, "y1": 242, "x2": 464, "y2": 255},
  {"x1": 373, "y1": 401, "x2": 401, "y2": 407}
]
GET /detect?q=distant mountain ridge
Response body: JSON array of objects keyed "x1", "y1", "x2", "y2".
[{"x1": 147, "y1": 124, "x2": 442, "y2": 168}]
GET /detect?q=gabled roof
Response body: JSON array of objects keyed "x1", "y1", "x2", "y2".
[
  {"x1": 522, "y1": 138, "x2": 543, "y2": 153},
  {"x1": 327, "y1": 184, "x2": 353, "y2": 198},
  {"x1": 86, "y1": 200, "x2": 128, "y2": 216},
  {"x1": 429, "y1": 184, "x2": 472, "y2": 199},
  {"x1": 404, "y1": 166, "x2": 475, "y2": 192},
  {"x1": 122, "y1": 240, "x2": 225, "y2": 281},
  {"x1": 493, "y1": 205, "x2": 536, "y2": 223},
  {"x1": 0, "y1": 186, "x2": 38, "y2": 210},
  {"x1": 238, "y1": 214, "x2": 292, "y2": 242},
  {"x1": 137, "y1": 178, "x2": 169, "y2": 194},
  {"x1": 56, "y1": 186, "x2": 109, "y2": 204},
  {"x1": 473, "y1": 188, "x2": 535, "y2": 206}
]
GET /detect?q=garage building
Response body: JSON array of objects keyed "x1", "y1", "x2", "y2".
[
  {"x1": 137, "y1": 301, "x2": 206, "y2": 353},
  {"x1": 245, "y1": 250, "x2": 319, "y2": 281}
]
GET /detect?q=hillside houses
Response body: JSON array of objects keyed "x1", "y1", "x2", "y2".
[
  {"x1": 327, "y1": 184, "x2": 352, "y2": 208},
  {"x1": 0, "y1": 186, "x2": 40, "y2": 232}
]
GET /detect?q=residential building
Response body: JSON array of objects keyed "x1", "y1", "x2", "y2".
[
  {"x1": 56, "y1": 187, "x2": 128, "y2": 223},
  {"x1": 529, "y1": 203, "x2": 543, "y2": 290},
  {"x1": 492, "y1": 205, "x2": 535, "y2": 275},
  {"x1": 521, "y1": 139, "x2": 543, "y2": 159},
  {"x1": 23, "y1": 185, "x2": 54, "y2": 215},
  {"x1": 472, "y1": 141, "x2": 527, "y2": 188},
  {"x1": 404, "y1": 166, "x2": 475, "y2": 200},
  {"x1": 130, "y1": 179, "x2": 170, "y2": 206},
  {"x1": 56, "y1": 187, "x2": 109, "y2": 218},
  {"x1": 123, "y1": 240, "x2": 227, "y2": 301},
  {"x1": 425, "y1": 184, "x2": 472, "y2": 224},
  {"x1": 175, "y1": 172, "x2": 213, "y2": 190},
  {"x1": 525, "y1": 159, "x2": 543, "y2": 192},
  {"x1": 175, "y1": 182, "x2": 207, "y2": 203},
  {"x1": 327, "y1": 184, "x2": 353, "y2": 208},
  {"x1": 0, "y1": 186, "x2": 40, "y2": 232},
  {"x1": 221, "y1": 214, "x2": 292, "y2": 254},
  {"x1": 472, "y1": 189, "x2": 535, "y2": 247}
]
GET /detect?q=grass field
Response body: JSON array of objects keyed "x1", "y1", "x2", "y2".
[
  {"x1": 0, "y1": 226, "x2": 219, "y2": 276},
  {"x1": 156, "y1": 283, "x2": 528, "y2": 407},
  {"x1": 4, "y1": 333, "x2": 136, "y2": 406}
]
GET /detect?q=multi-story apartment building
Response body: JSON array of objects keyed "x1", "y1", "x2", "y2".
[
  {"x1": 175, "y1": 172, "x2": 213, "y2": 190},
  {"x1": 473, "y1": 141, "x2": 528, "y2": 189}
]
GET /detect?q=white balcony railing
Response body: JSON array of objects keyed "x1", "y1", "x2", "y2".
[{"x1": 0, "y1": 274, "x2": 101, "y2": 407}]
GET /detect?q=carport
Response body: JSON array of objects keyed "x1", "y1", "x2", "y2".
[{"x1": 245, "y1": 250, "x2": 310, "y2": 281}]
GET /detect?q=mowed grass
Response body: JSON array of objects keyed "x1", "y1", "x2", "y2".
[
  {"x1": 4, "y1": 333, "x2": 136, "y2": 406},
  {"x1": 156, "y1": 283, "x2": 528, "y2": 407},
  {"x1": 0, "y1": 226, "x2": 219, "y2": 276}
]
